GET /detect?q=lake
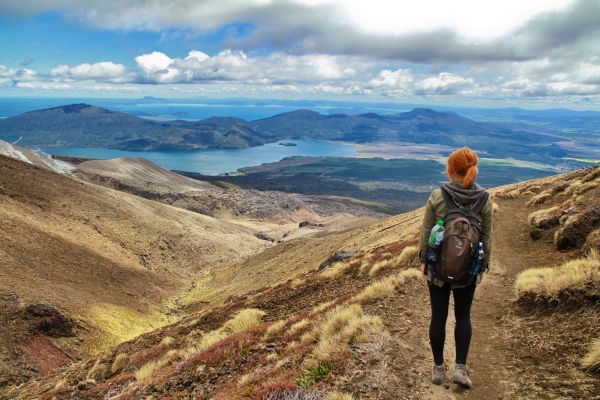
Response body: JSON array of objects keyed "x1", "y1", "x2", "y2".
[{"x1": 47, "y1": 140, "x2": 356, "y2": 175}]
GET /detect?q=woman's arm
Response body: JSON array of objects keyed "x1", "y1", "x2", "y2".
[{"x1": 418, "y1": 192, "x2": 437, "y2": 263}]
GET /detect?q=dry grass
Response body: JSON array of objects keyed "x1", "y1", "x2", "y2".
[
  {"x1": 526, "y1": 191, "x2": 551, "y2": 207},
  {"x1": 222, "y1": 308, "x2": 267, "y2": 333},
  {"x1": 320, "y1": 262, "x2": 352, "y2": 279},
  {"x1": 527, "y1": 206, "x2": 561, "y2": 228},
  {"x1": 325, "y1": 392, "x2": 354, "y2": 400},
  {"x1": 159, "y1": 336, "x2": 175, "y2": 347},
  {"x1": 288, "y1": 319, "x2": 310, "y2": 336},
  {"x1": 263, "y1": 319, "x2": 287, "y2": 341},
  {"x1": 355, "y1": 269, "x2": 421, "y2": 303},
  {"x1": 582, "y1": 337, "x2": 600, "y2": 372},
  {"x1": 522, "y1": 185, "x2": 542, "y2": 195},
  {"x1": 110, "y1": 353, "x2": 129, "y2": 374},
  {"x1": 134, "y1": 359, "x2": 168, "y2": 382},
  {"x1": 575, "y1": 180, "x2": 599, "y2": 195},
  {"x1": 582, "y1": 167, "x2": 600, "y2": 183},
  {"x1": 199, "y1": 330, "x2": 229, "y2": 350},
  {"x1": 310, "y1": 304, "x2": 384, "y2": 362},
  {"x1": 368, "y1": 246, "x2": 418, "y2": 276},
  {"x1": 87, "y1": 360, "x2": 108, "y2": 381},
  {"x1": 312, "y1": 301, "x2": 334, "y2": 314},
  {"x1": 516, "y1": 250, "x2": 600, "y2": 298},
  {"x1": 564, "y1": 180, "x2": 583, "y2": 196}
]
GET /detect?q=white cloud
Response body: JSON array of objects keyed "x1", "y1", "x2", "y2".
[{"x1": 50, "y1": 61, "x2": 129, "y2": 82}]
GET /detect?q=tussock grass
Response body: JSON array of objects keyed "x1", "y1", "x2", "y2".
[
  {"x1": 576, "y1": 180, "x2": 599, "y2": 195},
  {"x1": 528, "y1": 206, "x2": 561, "y2": 228},
  {"x1": 492, "y1": 201, "x2": 500, "y2": 212},
  {"x1": 199, "y1": 330, "x2": 229, "y2": 349},
  {"x1": 516, "y1": 250, "x2": 600, "y2": 298},
  {"x1": 223, "y1": 308, "x2": 266, "y2": 333},
  {"x1": 526, "y1": 191, "x2": 551, "y2": 207},
  {"x1": 564, "y1": 180, "x2": 582, "y2": 196},
  {"x1": 110, "y1": 353, "x2": 129, "y2": 374},
  {"x1": 312, "y1": 301, "x2": 334, "y2": 314},
  {"x1": 288, "y1": 319, "x2": 310, "y2": 336},
  {"x1": 368, "y1": 246, "x2": 418, "y2": 276},
  {"x1": 522, "y1": 185, "x2": 542, "y2": 195},
  {"x1": 356, "y1": 269, "x2": 422, "y2": 303},
  {"x1": 159, "y1": 336, "x2": 175, "y2": 346},
  {"x1": 310, "y1": 304, "x2": 384, "y2": 362},
  {"x1": 263, "y1": 319, "x2": 287, "y2": 341},
  {"x1": 325, "y1": 393, "x2": 354, "y2": 400},
  {"x1": 87, "y1": 360, "x2": 108, "y2": 381},
  {"x1": 582, "y1": 337, "x2": 600, "y2": 372},
  {"x1": 582, "y1": 167, "x2": 600, "y2": 183},
  {"x1": 319, "y1": 261, "x2": 356, "y2": 279},
  {"x1": 134, "y1": 359, "x2": 167, "y2": 382},
  {"x1": 185, "y1": 308, "x2": 267, "y2": 360}
]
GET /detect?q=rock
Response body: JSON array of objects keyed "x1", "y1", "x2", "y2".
[
  {"x1": 254, "y1": 232, "x2": 275, "y2": 242},
  {"x1": 317, "y1": 251, "x2": 360, "y2": 271}
]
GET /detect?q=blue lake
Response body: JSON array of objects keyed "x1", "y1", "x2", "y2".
[{"x1": 47, "y1": 140, "x2": 356, "y2": 175}]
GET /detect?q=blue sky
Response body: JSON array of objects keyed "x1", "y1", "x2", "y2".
[{"x1": 1, "y1": 0, "x2": 599, "y2": 109}]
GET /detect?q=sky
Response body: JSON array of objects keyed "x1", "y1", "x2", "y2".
[{"x1": 1, "y1": 0, "x2": 600, "y2": 109}]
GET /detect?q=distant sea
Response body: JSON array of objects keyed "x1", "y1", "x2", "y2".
[{"x1": 47, "y1": 140, "x2": 356, "y2": 175}]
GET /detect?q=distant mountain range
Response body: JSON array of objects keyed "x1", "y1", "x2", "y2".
[{"x1": 0, "y1": 103, "x2": 566, "y2": 161}]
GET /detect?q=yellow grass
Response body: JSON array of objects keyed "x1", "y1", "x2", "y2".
[
  {"x1": 288, "y1": 319, "x2": 310, "y2": 335},
  {"x1": 527, "y1": 206, "x2": 561, "y2": 227},
  {"x1": 582, "y1": 167, "x2": 600, "y2": 183},
  {"x1": 110, "y1": 353, "x2": 129, "y2": 374},
  {"x1": 582, "y1": 337, "x2": 600, "y2": 372},
  {"x1": 516, "y1": 250, "x2": 600, "y2": 297},
  {"x1": 576, "y1": 180, "x2": 599, "y2": 195},
  {"x1": 311, "y1": 304, "x2": 384, "y2": 361},
  {"x1": 263, "y1": 319, "x2": 286, "y2": 341},
  {"x1": 325, "y1": 393, "x2": 354, "y2": 400},
  {"x1": 159, "y1": 336, "x2": 175, "y2": 346},
  {"x1": 564, "y1": 180, "x2": 582, "y2": 196},
  {"x1": 312, "y1": 301, "x2": 334, "y2": 314},
  {"x1": 320, "y1": 262, "x2": 350, "y2": 279},
  {"x1": 354, "y1": 276, "x2": 398, "y2": 303},
  {"x1": 526, "y1": 191, "x2": 551, "y2": 207},
  {"x1": 368, "y1": 246, "x2": 418, "y2": 276},
  {"x1": 199, "y1": 330, "x2": 229, "y2": 350},
  {"x1": 87, "y1": 360, "x2": 108, "y2": 381},
  {"x1": 134, "y1": 359, "x2": 168, "y2": 382},
  {"x1": 222, "y1": 308, "x2": 266, "y2": 333}
]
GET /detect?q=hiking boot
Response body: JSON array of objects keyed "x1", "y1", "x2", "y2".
[
  {"x1": 452, "y1": 363, "x2": 472, "y2": 388},
  {"x1": 431, "y1": 363, "x2": 447, "y2": 385}
]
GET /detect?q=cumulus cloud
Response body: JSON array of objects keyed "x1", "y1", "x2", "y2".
[{"x1": 50, "y1": 61, "x2": 130, "y2": 82}]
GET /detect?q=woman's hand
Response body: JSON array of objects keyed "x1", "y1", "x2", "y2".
[{"x1": 421, "y1": 263, "x2": 426, "y2": 275}]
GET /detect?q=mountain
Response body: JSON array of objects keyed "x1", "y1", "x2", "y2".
[
  {"x1": 0, "y1": 104, "x2": 271, "y2": 151},
  {"x1": 0, "y1": 104, "x2": 565, "y2": 161},
  {"x1": 4, "y1": 164, "x2": 598, "y2": 399},
  {"x1": 0, "y1": 154, "x2": 275, "y2": 387}
]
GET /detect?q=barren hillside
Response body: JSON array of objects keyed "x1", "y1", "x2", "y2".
[
  {"x1": 2, "y1": 161, "x2": 599, "y2": 399},
  {"x1": 0, "y1": 155, "x2": 272, "y2": 386}
]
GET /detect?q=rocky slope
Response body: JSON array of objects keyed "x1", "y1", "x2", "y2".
[
  {"x1": 75, "y1": 157, "x2": 384, "y2": 228},
  {"x1": 1, "y1": 160, "x2": 598, "y2": 399}
]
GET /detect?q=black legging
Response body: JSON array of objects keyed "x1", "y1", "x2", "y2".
[{"x1": 428, "y1": 281, "x2": 476, "y2": 365}]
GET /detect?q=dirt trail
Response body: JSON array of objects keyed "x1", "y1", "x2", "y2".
[{"x1": 375, "y1": 195, "x2": 558, "y2": 399}]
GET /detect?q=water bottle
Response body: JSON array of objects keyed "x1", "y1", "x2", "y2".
[
  {"x1": 428, "y1": 219, "x2": 445, "y2": 248},
  {"x1": 470, "y1": 242, "x2": 485, "y2": 278}
]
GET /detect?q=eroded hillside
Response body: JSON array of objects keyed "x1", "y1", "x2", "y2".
[{"x1": 2, "y1": 162, "x2": 599, "y2": 400}]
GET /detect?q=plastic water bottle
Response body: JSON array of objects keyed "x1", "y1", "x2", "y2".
[
  {"x1": 428, "y1": 219, "x2": 445, "y2": 248},
  {"x1": 470, "y1": 242, "x2": 485, "y2": 277}
]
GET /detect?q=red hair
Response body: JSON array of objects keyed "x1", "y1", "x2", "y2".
[{"x1": 446, "y1": 147, "x2": 479, "y2": 189}]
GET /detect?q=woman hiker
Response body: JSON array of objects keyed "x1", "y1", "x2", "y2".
[{"x1": 418, "y1": 146, "x2": 494, "y2": 388}]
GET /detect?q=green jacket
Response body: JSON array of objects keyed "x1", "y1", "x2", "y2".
[{"x1": 418, "y1": 186, "x2": 494, "y2": 288}]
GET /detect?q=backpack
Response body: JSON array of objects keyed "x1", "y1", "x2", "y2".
[{"x1": 431, "y1": 187, "x2": 489, "y2": 285}]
